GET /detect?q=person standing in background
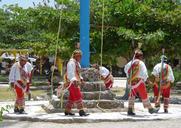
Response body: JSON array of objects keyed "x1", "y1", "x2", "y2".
[
  {"x1": 151, "y1": 55, "x2": 175, "y2": 113},
  {"x1": 9, "y1": 55, "x2": 29, "y2": 114},
  {"x1": 25, "y1": 59, "x2": 34, "y2": 100}
]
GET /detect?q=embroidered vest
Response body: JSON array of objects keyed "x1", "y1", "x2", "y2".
[
  {"x1": 161, "y1": 64, "x2": 169, "y2": 84},
  {"x1": 17, "y1": 63, "x2": 28, "y2": 85}
]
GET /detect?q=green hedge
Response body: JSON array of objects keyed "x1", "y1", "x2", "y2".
[
  {"x1": 173, "y1": 69, "x2": 181, "y2": 83},
  {"x1": 0, "y1": 75, "x2": 8, "y2": 82}
]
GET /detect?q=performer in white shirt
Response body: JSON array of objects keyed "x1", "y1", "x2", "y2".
[
  {"x1": 24, "y1": 61, "x2": 33, "y2": 99},
  {"x1": 124, "y1": 49, "x2": 158, "y2": 115},
  {"x1": 151, "y1": 55, "x2": 174, "y2": 113},
  {"x1": 64, "y1": 50, "x2": 89, "y2": 116},
  {"x1": 9, "y1": 55, "x2": 29, "y2": 114},
  {"x1": 93, "y1": 65, "x2": 114, "y2": 89}
]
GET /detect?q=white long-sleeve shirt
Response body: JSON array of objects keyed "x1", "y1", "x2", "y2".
[
  {"x1": 25, "y1": 62, "x2": 33, "y2": 74},
  {"x1": 9, "y1": 62, "x2": 28, "y2": 83},
  {"x1": 67, "y1": 58, "x2": 83, "y2": 82},
  {"x1": 152, "y1": 63, "x2": 175, "y2": 83},
  {"x1": 99, "y1": 66, "x2": 110, "y2": 78},
  {"x1": 124, "y1": 59, "x2": 148, "y2": 82}
]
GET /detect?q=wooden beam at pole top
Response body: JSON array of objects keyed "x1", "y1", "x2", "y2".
[{"x1": 80, "y1": 0, "x2": 90, "y2": 68}]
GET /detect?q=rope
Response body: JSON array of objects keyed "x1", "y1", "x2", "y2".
[
  {"x1": 122, "y1": 53, "x2": 136, "y2": 100},
  {"x1": 96, "y1": 0, "x2": 106, "y2": 112},
  {"x1": 157, "y1": 48, "x2": 165, "y2": 103},
  {"x1": 59, "y1": 83, "x2": 71, "y2": 109},
  {"x1": 50, "y1": 0, "x2": 64, "y2": 98},
  {"x1": 129, "y1": 53, "x2": 136, "y2": 96},
  {"x1": 100, "y1": 0, "x2": 104, "y2": 67}
]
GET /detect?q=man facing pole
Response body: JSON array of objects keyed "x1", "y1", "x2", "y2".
[
  {"x1": 124, "y1": 49, "x2": 158, "y2": 115},
  {"x1": 64, "y1": 49, "x2": 89, "y2": 116},
  {"x1": 9, "y1": 55, "x2": 29, "y2": 114},
  {"x1": 151, "y1": 55, "x2": 174, "y2": 113}
]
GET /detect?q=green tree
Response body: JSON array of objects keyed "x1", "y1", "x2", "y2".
[
  {"x1": 90, "y1": 0, "x2": 180, "y2": 67},
  {"x1": 0, "y1": 0, "x2": 180, "y2": 68}
]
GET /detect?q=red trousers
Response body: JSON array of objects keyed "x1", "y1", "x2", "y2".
[
  {"x1": 25, "y1": 83, "x2": 30, "y2": 94},
  {"x1": 129, "y1": 81, "x2": 148, "y2": 99},
  {"x1": 65, "y1": 83, "x2": 84, "y2": 112},
  {"x1": 104, "y1": 74, "x2": 114, "y2": 89},
  {"x1": 105, "y1": 79, "x2": 113, "y2": 89},
  {"x1": 14, "y1": 82, "x2": 25, "y2": 109},
  {"x1": 128, "y1": 80, "x2": 152, "y2": 109},
  {"x1": 153, "y1": 83, "x2": 170, "y2": 109}
]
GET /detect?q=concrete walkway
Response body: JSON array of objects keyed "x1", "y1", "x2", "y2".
[
  {"x1": 1, "y1": 101, "x2": 181, "y2": 123},
  {"x1": 113, "y1": 77, "x2": 127, "y2": 88}
]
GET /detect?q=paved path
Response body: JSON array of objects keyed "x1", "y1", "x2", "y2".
[
  {"x1": 113, "y1": 77, "x2": 127, "y2": 88},
  {"x1": 1, "y1": 101, "x2": 181, "y2": 124},
  {"x1": 1, "y1": 119, "x2": 181, "y2": 128}
]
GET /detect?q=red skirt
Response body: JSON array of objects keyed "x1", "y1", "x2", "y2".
[{"x1": 68, "y1": 83, "x2": 83, "y2": 102}]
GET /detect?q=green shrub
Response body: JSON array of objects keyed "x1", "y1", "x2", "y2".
[
  {"x1": 0, "y1": 75, "x2": 8, "y2": 82},
  {"x1": 173, "y1": 69, "x2": 181, "y2": 83},
  {"x1": 0, "y1": 105, "x2": 13, "y2": 121}
]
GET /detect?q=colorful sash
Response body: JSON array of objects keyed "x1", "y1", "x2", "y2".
[
  {"x1": 127, "y1": 60, "x2": 140, "y2": 85},
  {"x1": 161, "y1": 64, "x2": 169, "y2": 85},
  {"x1": 154, "y1": 64, "x2": 170, "y2": 89}
]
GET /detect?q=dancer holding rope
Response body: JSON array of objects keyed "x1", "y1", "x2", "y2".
[
  {"x1": 64, "y1": 49, "x2": 89, "y2": 116},
  {"x1": 124, "y1": 49, "x2": 159, "y2": 115}
]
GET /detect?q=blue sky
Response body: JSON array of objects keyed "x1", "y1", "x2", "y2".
[{"x1": 0, "y1": 0, "x2": 55, "y2": 8}]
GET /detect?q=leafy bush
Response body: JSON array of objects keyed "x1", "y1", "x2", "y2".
[
  {"x1": 173, "y1": 69, "x2": 181, "y2": 83},
  {"x1": 0, "y1": 75, "x2": 8, "y2": 82},
  {"x1": 0, "y1": 105, "x2": 13, "y2": 121}
]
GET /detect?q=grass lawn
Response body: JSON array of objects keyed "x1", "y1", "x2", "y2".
[
  {"x1": 0, "y1": 88, "x2": 15, "y2": 101},
  {"x1": 0, "y1": 86, "x2": 124, "y2": 101},
  {"x1": 2, "y1": 86, "x2": 178, "y2": 101},
  {"x1": 0, "y1": 87, "x2": 47, "y2": 101}
]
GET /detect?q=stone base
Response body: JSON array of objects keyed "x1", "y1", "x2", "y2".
[
  {"x1": 175, "y1": 82, "x2": 181, "y2": 91},
  {"x1": 83, "y1": 91, "x2": 116, "y2": 100},
  {"x1": 42, "y1": 104, "x2": 126, "y2": 113},
  {"x1": 60, "y1": 90, "x2": 116, "y2": 100},
  {"x1": 81, "y1": 68, "x2": 100, "y2": 81},
  {"x1": 81, "y1": 81, "x2": 106, "y2": 92},
  {"x1": 50, "y1": 99, "x2": 124, "y2": 109},
  {"x1": 58, "y1": 81, "x2": 106, "y2": 92}
]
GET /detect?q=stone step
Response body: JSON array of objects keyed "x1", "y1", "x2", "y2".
[
  {"x1": 59, "y1": 81, "x2": 106, "y2": 92},
  {"x1": 81, "y1": 68, "x2": 100, "y2": 81},
  {"x1": 42, "y1": 104, "x2": 126, "y2": 113},
  {"x1": 176, "y1": 82, "x2": 181, "y2": 85},
  {"x1": 60, "y1": 91, "x2": 116, "y2": 100},
  {"x1": 81, "y1": 81, "x2": 106, "y2": 92},
  {"x1": 175, "y1": 82, "x2": 181, "y2": 90},
  {"x1": 50, "y1": 99, "x2": 124, "y2": 109},
  {"x1": 83, "y1": 91, "x2": 116, "y2": 100}
]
